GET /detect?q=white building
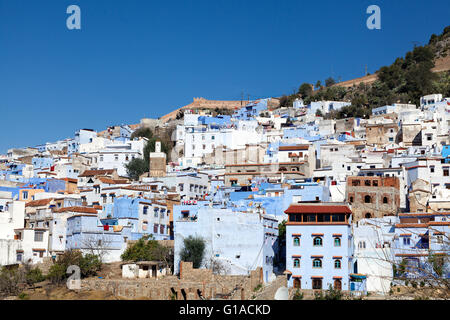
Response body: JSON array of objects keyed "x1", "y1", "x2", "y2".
[
  {"x1": 0, "y1": 191, "x2": 25, "y2": 266},
  {"x1": 174, "y1": 203, "x2": 278, "y2": 283},
  {"x1": 353, "y1": 217, "x2": 397, "y2": 294}
]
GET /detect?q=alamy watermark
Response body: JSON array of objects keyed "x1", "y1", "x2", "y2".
[
  {"x1": 366, "y1": 5, "x2": 381, "y2": 30},
  {"x1": 66, "y1": 265, "x2": 81, "y2": 290},
  {"x1": 66, "y1": 5, "x2": 81, "y2": 30}
]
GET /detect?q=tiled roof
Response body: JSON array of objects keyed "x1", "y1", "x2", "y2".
[
  {"x1": 54, "y1": 206, "x2": 97, "y2": 214},
  {"x1": 279, "y1": 145, "x2": 309, "y2": 151},
  {"x1": 78, "y1": 169, "x2": 115, "y2": 177},
  {"x1": 98, "y1": 177, "x2": 129, "y2": 184},
  {"x1": 25, "y1": 198, "x2": 54, "y2": 207},
  {"x1": 284, "y1": 204, "x2": 351, "y2": 214}
]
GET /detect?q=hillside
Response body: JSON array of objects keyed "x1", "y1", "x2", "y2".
[
  {"x1": 334, "y1": 54, "x2": 450, "y2": 89},
  {"x1": 277, "y1": 25, "x2": 450, "y2": 119},
  {"x1": 333, "y1": 26, "x2": 450, "y2": 89}
]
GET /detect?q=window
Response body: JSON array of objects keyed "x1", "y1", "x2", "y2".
[
  {"x1": 34, "y1": 231, "x2": 44, "y2": 242},
  {"x1": 352, "y1": 180, "x2": 360, "y2": 186},
  {"x1": 383, "y1": 197, "x2": 388, "y2": 204},
  {"x1": 312, "y1": 279, "x2": 322, "y2": 289},
  {"x1": 23, "y1": 191, "x2": 28, "y2": 200},
  {"x1": 436, "y1": 235, "x2": 443, "y2": 244},
  {"x1": 403, "y1": 237, "x2": 410, "y2": 245},
  {"x1": 160, "y1": 225, "x2": 165, "y2": 234},
  {"x1": 153, "y1": 224, "x2": 158, "y2": 233},
  {"x1": 365, "y1": 213, "x2": 372, "y2": 219},
  {"x1": 312, "y1": 259, "x2": 322, "y2": 268},
  {"x1": 444, "y1": 168, "x2": 449, "y2": 177},
  {"x1": 430, "y1": 166, "x2": 435, "y2": 173},
  {"x1": 16, "y1": 253, "x2": 23, "y2": 262},
  {"x1": 372, "y1": 180, "x2": 378, "y2": 187},
  {"x1": 349, "y1": 196, "x2": 353, "y2": 203},
  {"x1": 114, "y1": 154, "x2": 119, "y2": 161},
  {"x1": 364, "y1": 195, "x2": 372, "y2": 203},
  {"x1": 143, "y1": 206, "x2": 148, "y2": 215},
  {"x1": 293, "y1": 237, "x2": 300, "y2": 246},
  {"x1": 313, "y1": 237, "x2": 323, "y2": 246},
  {"x1": 293, "y1": 259, "x2": 300, "y2": 268},
  {"x1": 334, "y1": 259, "x2": 341, "y2": 269},
  {"x1": 334, "y1": 237, "x2": 341, "y2": 247},
  {"x1": 364, "y1": 180, "x2": 371, "y2": 186}
]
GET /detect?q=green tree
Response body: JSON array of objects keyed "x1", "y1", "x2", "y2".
[
  {"x1": 325, "y1": 77, "x2": 336, "y2": 87},
  {"x1": 130, "y1": 127, "x2": 153, "y2": 140},
  {"x1": 179, "y1": 236, "x2": 205, "y2": 269},
  {"x1": 125, "y1": 158, "x2": 148, "y2": 181},
  {"x1": 298, "y1": 83, "x2": 313, "y2": 99},
  {"x1": 47, "y1": 250, "x2": 102, "y2": 284},
  {"x1": 315, "y1": 80, "x2": 322, "y2": 90}
]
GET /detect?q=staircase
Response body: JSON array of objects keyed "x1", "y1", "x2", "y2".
[{"x1": 252, "y1": 276, "x2": 287, "y2": 300}]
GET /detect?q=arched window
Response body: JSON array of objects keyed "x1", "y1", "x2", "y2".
[
  {"x1": 334, "y1": 259, "x2": 341, "y2": 269},
  {"x1": 293, "y1": 278, "x2": 301, "y2": 289},
  {"x1": 293, "y1": 237, "x2": 300, "y2": 246},
  {"x1": 312, "y1": 259, "x2": 322, "y2": 268},
  {"x1": 334, "y1": 237, "x2": 341, "y2": 247},
  {"x1": 364, "y1": 195, "x2": 372, "y2": 203},
  {"x1": 383, "y1": 197, "x2": 388, "y2": 204},
  {"x1": 313, "y1": 237, "x2": 323, "y2": 246},
  {"x1": 365, "y1": 213, "x2": 372, "y2": 219},
  {"x1": 293, "y1": 259, "x2": 300, "y2": 268}
]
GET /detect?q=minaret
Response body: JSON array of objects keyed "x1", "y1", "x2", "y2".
[{"x1": 149, "y1": 141, "x2": 167, "y2": 177}]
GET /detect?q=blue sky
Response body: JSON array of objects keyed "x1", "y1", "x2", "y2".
[{"x1": 0, "y1": 0, "x2": 449, "y2": 153}]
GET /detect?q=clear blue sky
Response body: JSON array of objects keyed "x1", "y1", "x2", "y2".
[{"x1": 1, "y1": 0, "x2": 449, "y2": 153}]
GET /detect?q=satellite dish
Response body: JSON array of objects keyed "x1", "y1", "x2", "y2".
[{"x1": 274, "y1": 287, "x2": 289, "y2": 300}]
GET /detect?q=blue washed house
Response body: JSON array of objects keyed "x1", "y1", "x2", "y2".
[
  {"x1": 393, "y1": 212, "x2": 450, "y2": 280},
  {"x1": 285, "y1": 202, "x2": 356, "y2": 291},
  {"x1": 442, "y1": 145, "x2": 450, "y2": 163},
  {"x1": 233, "y1": 99, "x2": 268, "y2": 120}
]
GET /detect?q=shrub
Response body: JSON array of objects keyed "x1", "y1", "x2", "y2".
[
  {"x1": 25, "y1": 267, "x2": 45, "y2": 286},
  {"x1": 79, "y1": 254, "x2": 102, "y2": 278},
  {"x1": 121, "y1": 236, "x2": 171, "y2": 267},
  {"x1": 0, "y1": 267, "x2": 26, "y2": 296},
  {"x1": 47, "y1": 263, "x2": 67, "y2": 285},
  {"x1": 18, "y1": 292, "x2": 29, "y2": 300},
  {"x1": 253, "y1": 284, "x2": 262, "y2": 292},
  {"x1": 47, "y1": 250, "x2": 102, "y2": 284},
  {"x1": 293, "y1": 289, "x2": 303, "y2": 300}
]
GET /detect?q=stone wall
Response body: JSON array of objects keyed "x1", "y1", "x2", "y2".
[{"x1": 81, "y1": 261, "x2": 263, "y2": 300}]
